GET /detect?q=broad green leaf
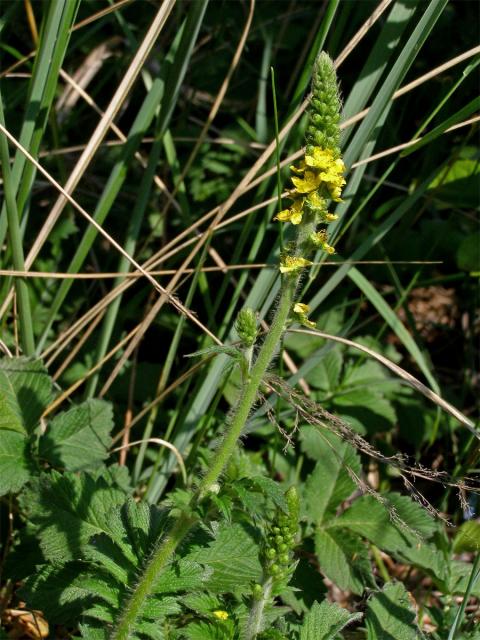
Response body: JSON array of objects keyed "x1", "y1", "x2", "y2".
[
  {"x1": 0, "y1": 370, "x2": 24, "y2": 434},
  {"x1": 333, "y1": 387, "x2": 397, "y2": 434},
  {"x1": 20, "y1": 471, "x2": 127, "y2": 561},
  {"x1": 182, "y1": 620, "x2": 235, "y2": 640},
  {"x1": 331, "y1": 492, "x2": 437, "y2": 549},
  {"x1": 303, "y1": 430, "x2": 361, "y2": 525},
  {"x1": 457, "y1": 233, "x2": 480, "y2": 272},
  {"x1": 0, "y1": 357, "x2": 52, "y2": 433},
  {"x1": 305, "y1": 346, "x2": 343, "y2": 391},
  {"x1": 186, "y1": 522, "x2": 262, "y2": 592},
  {"x1": 315, "y1": 528, "x2": 374, "y2": 594},
  {"x1": 366, "y1": 582, "x2": 424, "y2": 639},
  {"x1": 39, "y1": 399, "x2": 113, "y2": 471},
  {"x1": 347, "y1": 267, "x2": 439, "y2": 393},
  {"x1": 448, "y1": 560, "x2": 480, "y2": 598},
  {"x1": 19, "y1": 563, "x2": 115, "y2": 625},
  {"x1": 0, "y1": 430, "x2": 34, "y2": 495},
  {"x1": 300, "y1": 600, "x2": 362, "y2": 640},
  {"x1": 453, "y1": 521, "x2": 480, "y2": 553}
]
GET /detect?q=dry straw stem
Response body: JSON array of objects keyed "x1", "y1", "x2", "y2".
[
  {"x1": 288, "y1": 328, "x2": 476, "y2": 434},
  {"x1": 160, "y1": 0, "x2": 255, "y2": 211},
  {"x1": 0, "y1": 0, "x2": 177, "y2": 319},
  {"x1": 111, "y1": 438, "x2": 187, "y2": 485},
  {"x1": 71, "y1": 0, "x2": 133, "y2": 31},
  {"x1": 57, "y1": 67, "x2": 181, "y2": 213},
  {"x1": 268, "y1": 377, "x2": 480, "y2": 516},
  {"x1": 0, "y1": 261, "x2": 443, "y2": 280},
  {"x1": 0, "y1": 122, "x2": 220, "y2": 346},
  {"x1": 334, "y1": 0, "x2": 393, "y2": 69},
  {"x1": 41, "y1": 322, "x2": 143, "y2": 417}
]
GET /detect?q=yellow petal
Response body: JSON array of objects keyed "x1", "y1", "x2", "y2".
[
  {"x1": 275, "y1": 209, "x2": 292, "y2": 222},
  {"x1": 293, "y1": 302, "x2": 309, "y2": 314},
  {"x1": 213, "y1": 610, "x2": 229, "y2": 621},
  {"x1": 291, "y1": 171, "x2": 321, "y2": 193},
  {"x1": 279, "y1": 256, "x2": 313, "y2": 273},
  {"x1": 290, "y1": 211, "x2": 303, "y2": 225}
]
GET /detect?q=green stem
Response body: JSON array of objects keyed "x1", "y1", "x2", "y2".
[
  {"x1": 197, "y1": 277, "x2": 296, "y2": 498},
  {"x1": 0, "y1": 95, "x2": 35, "y2": 355},
  {"x1": 112, "y1": 514, "x2": 197, "y2": 639},
  {"x1": 111, "y1": 275, "x2": 297, "y2": 638},
  {"x1": 245, "y1": 577, "x2": 272, "y2": 640}
]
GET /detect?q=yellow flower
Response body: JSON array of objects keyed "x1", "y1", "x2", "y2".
[
  {"x1": 293, "y1": 302, "x2": 309, "y2": 314},
  {"x1": 213, "y1": 610, "x2": 229, "y2": 621},
  {"x1": 291, "y1": 170, "x2": 322, "y2": 194},
  {"x1": 279, "y1": 256, "x2": 313, "y2": 274},
  {"x1": 306, "y1": 190, "x2": 324, "y2": 209},
  {"x1": 302, "y1": 146, "x2": 346, "y2": 202},
  {"x1": 322, "y1": 212, "x2": 338, "y2": 222},
  {"x1": 290, "y1": 160, "x2": 305, "y2": 175},
  {"x1": 310, "y1": 230, "x2": 335, "y2": 254},
  {"x1": 275, "y1": 198, "x2": 304, "y2": 225},
  {"x1": 305, "y1": 146, "x2": 336, "y2": 170},
  {"x1": 293, "y1": 302, "x2": 316, "y2": 328}
]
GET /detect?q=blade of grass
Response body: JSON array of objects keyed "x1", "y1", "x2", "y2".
[
  {"x1": 0, "y1": 0, "x2": 80, "y2": 247},
  {"x1": 0, "y1": 95, "x2": 34, "y2": 355},
  {"x1": 346, "y1": 266, "x2": 439, "y2": 392},
  {"x1": 340, "y1": 0, "x2": 417, "y2": 147},
  {"x1": 0, "y1": 0, "x2": 176, "y2": 323},
  {"x1": 448, "y1": 554, "x2": 480, "y2": 640},
  {"x1": 33, "y1": 14, "x2": 191, "y2": 353}
]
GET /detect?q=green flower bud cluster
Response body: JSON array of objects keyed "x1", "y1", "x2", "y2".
[
  {"x1": 264, "y1": 487, "x2": 299, "y2": 581},
  {"x1": 235, "y1": 307, "x2": 258, "y2": 348},
  {"x1": 305, "y1": 52, "x2": 342, "y2": 156}
]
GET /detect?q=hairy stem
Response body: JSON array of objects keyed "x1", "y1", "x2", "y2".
[
  {"x1": 111, "y1": 277, "x2": 297, "y2": 638},
  {"x1": 245, "y1": 577, "x2": 273, "y2": 640}
]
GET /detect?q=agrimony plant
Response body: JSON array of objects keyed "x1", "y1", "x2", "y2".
[{"x1": 110, "y1": 51, "x2": 347, "y2": 639}]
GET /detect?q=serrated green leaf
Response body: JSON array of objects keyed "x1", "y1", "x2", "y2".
[
  {"x1": 84, "y1": 602, "x2": 116, "y2": 623},
  {"x1": 0, "y1": 430, "x2": 34, "y2": 495},
  {"x1": 300, "y1": 600, "x2": 362, "y2": 640},
  {"x1": 153, "y1": 559, "x2": 208, "y2": 595},
  {"x1": 302, "y1": 430, "x2": 361, "y2": 525},
  {"x1": 0, "y1": 357, "x2": 52, "y2": 433},
  {"x1": 79, "y1": 622, "x2": 108, "y2": 640},
  {"x1": 251, "y1": 475, "x2": 288, "y2": 512},
  {"x1": 331, "y1": 493, "x2": 437, "y2": 554},
  {"x1": 186, "y1": 522, "x2": 262, "y2": 592},
  {"x1": 20, "y1": 471, "x2": 128, "y2": 561},
  {"x1": 182, "y1": 592, "x2": 223, "y2": 616},
  {"x1": 140, "y1": 595, "x2": 181, "y2": 619},
  {"x1": 19, "y1": 562, "x2": 100, "y2": 625},
  {"x1": 366, "y1": 581, "x2": 424, "y2": 639},
  {"x1": 305, "y1": 346, "x2": 343, "y2": 391},
  {"x1": 134, "y1": 620, "x2": 165, "y2": 640},
  {"x1": 0, "y1": 370, "x2": 24, "y2": 434},
  {"x1": 281, "y1": 558, "x2": 327, "y2": 615},
  {"x1": 182, "y1": 620, "x2": 235, "y2": 640},
  {"x1": 39, "y1": 399, "x2": 113, "y2": 471},
  {"x1": 453, "y1": 521, "x2": 480, "y2": 553},
  {"x1": 333, "y1": 387, "x2": 396, "y2": 433},
  {"x1": 315, "y1": 527, "x2": 375, "y2": 594}
]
